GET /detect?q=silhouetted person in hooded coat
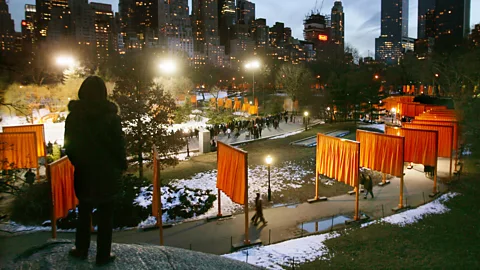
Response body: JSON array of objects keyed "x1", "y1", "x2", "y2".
[{"x1": 64, "y1": 76, "x2": 127, "y2": 266}]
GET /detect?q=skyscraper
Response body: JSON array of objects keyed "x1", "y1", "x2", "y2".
[
  {"x1": 69, "y1": 0, "x2": 95, "y2": 46},
  {"x1": 36, "y1": 0, "x2": 71, "y2": 42},
  {"x1": 91, "y1": 2, "x2": 115, "y2": 63},
  {"x1": 251, "y1": 18, "x2": 268, "y2": 54},
  {"x1": 119, "y1": 0, "x2": 158, "y2": 49},
  {"x1": 218, "y1": 0, "x2": 235, "y2": 49},
  {"x1": 418, "y1": 0, "x2": 435, "y2": 39},
  {"x1": 158, "y1": 0, "x2": 194, "y2": 59},
  {"x1": 0, "y1": 0, "x2": 15, "y2": 52},
  {"x1": 434, "y1": 0, "x2": 471, "y2": 52},
  {"x1": 236, "y1": 0, "x2": 255, "y2": 26},
  {"x1": 331, "y1": 0, "x2": 344, "y2": 50},
  {"x1": 375, "y1": 0, "x2": 409, "y2": 65},
  {"x1": 193, "y1": 0, "x2": 220, "y2": 54},
  {"x1": 21, "y1": 4, "x2": 36, "y2": 52}
]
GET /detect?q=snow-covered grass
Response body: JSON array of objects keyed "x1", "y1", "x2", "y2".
[
  {"x1": 361, "y1": 192, "x2": 459, "y2": 228},
  {"x1": 223, "y1": 192, "x2": 460, "y2": 269},
  {"x1": 135, "y1": 160, "x2": 313, "y2": 225},
  {"x1": 223, "y1": 232, "x2": 339, "y2": 269}
]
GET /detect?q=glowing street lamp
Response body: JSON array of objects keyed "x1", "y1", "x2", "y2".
[
  {"x1": 304, "y1": 111, "x2": 309, "y2": 131},
  {"x1": 265, "y1": 155, "x2": 273, "y2": 202},
  {"x1": 245, "y1": 60, "x2": 261, "y2": 105},
  {"x1": 374, "y1": 74, "x2": 380, "y2": 80},
  {"x1": 55, "y1": 56, "x2": 77, "y2": 69},
  {"x1": 159, "y1": 59, "x2": 177, "y2": 75},
  {"x1": 183, "y1": 129, "x2": 190, "y2": 158},
  {"x1": 391, "y1": 108, "x2": 397, "y2": 124}
]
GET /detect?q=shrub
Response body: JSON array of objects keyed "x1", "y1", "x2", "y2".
[{"x1": 10, "y1": 181, "x2": 51, "y2": 225}]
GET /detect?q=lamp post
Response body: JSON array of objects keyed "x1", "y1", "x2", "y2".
[
  {"x1": 327, "y1": 107, "x2": 331, "y2": 123},
  {"x1": 266, "y1": 155, "x2": 273, "y2": 202},
  {"x1": 304, "y1": 111, "x2": 309, "y2": 131},
  {"x1": 245, "y1": 60, "x2": 260, "y2": 104},
  {"x1": 183, "y1": 129, "x2": 190, "y2": 158},
  {"x1": 391, "y1": 108, "x2": 396, "y2": 124}
]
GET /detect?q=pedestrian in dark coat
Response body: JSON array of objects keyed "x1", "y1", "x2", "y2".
[
  {"x1": 64, "y1": 76, "x2": 127, "y2": 266},
  {"x1": 253, "y1": 193, "x2": 267, "y2": 225},
  {"x1": 363, "y1": 175, "x2": 374, "y2": 199}
]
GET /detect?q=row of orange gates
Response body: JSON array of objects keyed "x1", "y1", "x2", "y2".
[
  {"x1": 187, "y1": 95, "x2": 299, "y2": 114},
  {"x1": 0, "y1": 99, "x2": 460, "y2": 245}
]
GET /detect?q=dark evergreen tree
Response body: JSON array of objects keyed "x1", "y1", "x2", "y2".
[{"x1": 112, "y1": 53, "x2": 184, "y2": 178}]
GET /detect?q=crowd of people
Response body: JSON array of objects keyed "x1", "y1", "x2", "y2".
[{"x1": 204, "y1": 110, "x2": 299, "y2": 142}]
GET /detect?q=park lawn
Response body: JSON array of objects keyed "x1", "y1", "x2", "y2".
[
  {"x1": 300, "y1": 158, "x2": 480, "y2": 269},
  {"x1": 140, "y1": 122, "x2": 360, "y2": 206}
]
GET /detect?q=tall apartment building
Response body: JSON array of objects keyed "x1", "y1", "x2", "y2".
[
  {"x1": 119, "y1": 0, "x2": 158, "y2": 49},
  {"x1": 434, "y1": 0, "x2": 471, "y2": 52},
  {"x1": 330, "y1": 0, "x2": 344, "y2": 50},
  {"x1": 252, "y1": 18, "x2": 268, "y2": 54},
  {"x1": 193, "y1": 0, "x2": 226, "y2": 67},
  {"x1": 69, "y1": 0, "x2": 95, "y2": 46},
  {"x1": 236, "y1": 0, "x2": 255, "y2": 26},
  {"x1": 416, "y1": 0, "x2": 436, "y2": 58},
  {"x1": 36, "y1": 0, "x2": 72, "y2": 42},
  {"x1": 90, "y1": 2, "x2": 115, "y2": 63},
  {"x1": 0, "y1": 0, "x2": 15, "y2": 52},
  {"x1": 218, "y1": 0, "x2": 235, "y2": 49},
  {"x1": 375, "y1": 0, "x2": 409, "y2": 65},
  {"x1": 303, "y1": 13, "x2": 331, "y2": 60},
  {"x1": 21, "y1": 4, "x2": 37, "y2": 52},
  {"x1": 158, "y1": 0, "x2": 194, "y2": 59}
]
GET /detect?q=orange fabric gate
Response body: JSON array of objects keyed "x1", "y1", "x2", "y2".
[
  {"x1": 0, "y1": 132, "x2": 38, "y2": 169},
  {"x1": 315, "y1": 133, "x2": 360, "y2": 219},
  {"x1": 48, "y1": 156, "x2": 77, "y2": 238},
  {"x1": 3, "y1": 124, "x2": 46, "y2": 157},
  {"x1": 356, "y1": 130, "x2": 404, "y2": 177}
]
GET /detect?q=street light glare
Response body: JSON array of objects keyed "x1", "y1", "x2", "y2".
[
  {"x1": 391, "y1": 108, "x2": 396, "y2": 113},
  {"x1": 266, "y1": 155, "x2": 273, "y2": 165},
  {"x1": 327, "y1": 107, "x2": 331, "y2": 111},
  {"x1": 304, "y1": 111, "x2": 309, "y2": 117},
  {"x1": 245, "y1": 60, "x2": 260, "y2": 70},
  {"x1": 159, "y1": 60, "x2": 176, "y2": 74},
  {"x1": 56, "y1": 56, "x2": 76, "y2": 67}
]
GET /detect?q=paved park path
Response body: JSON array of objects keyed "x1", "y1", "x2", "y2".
[
  {"x1": 0, "y1": 156, "x2": 451, "y2": 263},
  {"x1": 180, "y1": 117, "x2": 321, "y2": 153}
]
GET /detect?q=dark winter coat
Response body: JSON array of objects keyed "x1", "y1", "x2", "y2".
[
  {"x1": 364, "y1": 175, "x2": 373, "y2": 191},
  {"x1": 64, "y1": 100, "x2": 127, "y2": 204}
]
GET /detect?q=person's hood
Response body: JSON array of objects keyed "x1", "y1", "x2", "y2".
[{"x1": 67, "y1": 100, "x2": 119, "y2": 116}]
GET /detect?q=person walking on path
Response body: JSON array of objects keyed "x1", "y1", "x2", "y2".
[
  {"x1": 64, "y1": 76, "x2": 127, "y2": 266},
  {"x1": 253, "y1": 193, "x2": 268, "y2": 226},
  {"x1": 226, "y1": 128, "x2": 231, "y2": 139},
  {"x1": 251, "y1": 193, "x2": 260, "y2": 223},
  {"x1": 363, "y1": 174, "x2": 374, "y2": 199}
]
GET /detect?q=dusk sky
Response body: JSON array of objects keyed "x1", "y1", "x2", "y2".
[{"x1": 8, "y1": 0, "x2": 480, "y2": 57}]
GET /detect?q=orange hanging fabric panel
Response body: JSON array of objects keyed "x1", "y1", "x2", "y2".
[
  {"x1": 356, "y1": 130, "x2": 404, "y2": 177},
  {"x1": 0, "y1": 132, "x2": 38, "y2": 169},
  {"x1": 216, "y1": 143, "x2": 247, "y2": 205},
  {"x1": 225, "y1": 99, "x2": 233, "y2": 109},
  {"x1": 316, "y1": 134, "x2": 360, "y2": 188},
  {"x1": 190, "y1": 95, "x2": 197, "y2": 103},
  {"x1": 218, "y1": 98, "x2": 224, "y2": 107},
  {"x1": 49, "y1": 156, "x2": 78, "y2": 220},
  {"x1": 244, "y1": 97, "x2": 248, "y2": 104},
  {"x1": 402, "y1": 123, "x2": 453, "y2": 158},
  {"x1": 3, "y1": 124, "x2": 46, "y2": 157},
  {"x1": 385, "y1": 126, "x2": 437, "y2": 166},
  {"x1": 254, "y1": 98, "x2": 258, "y2": 107},
  {"x1": 411, "y1": 120, "x2": 458, "y2": 150}
]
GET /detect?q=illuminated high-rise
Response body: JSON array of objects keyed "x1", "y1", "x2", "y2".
[
  {"x1": 375, "y1": 0, "x2": 409, "y2": 65},
  {"x1": 434, "y1": 0, "x2": 471, "y2": 52},
  {"x1": 91, "y1": 2, "x2": 115, "y2": 63},
  {"x1": 0, "y1": 0, "x2": 15, "y2": 52},
  {"x1": 331, "y1": 0, "x2": 344, "y2": 50},
  {"x1": 36, "y1": 0, "x2": 71, "y2": 42},
  {"x1": 236, "y1": 0, "x2": 255, "y2": 26},
  {"x1": 21, "y1": 4, "x2": 36, "y2": 52}
]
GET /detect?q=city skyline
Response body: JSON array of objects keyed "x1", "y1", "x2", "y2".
[{"x1": 7, "y1": 0, "x2": 480, "y2": 57}]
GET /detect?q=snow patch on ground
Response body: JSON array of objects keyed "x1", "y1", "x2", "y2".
[
  {"x1": 135, "y1": 160, "x2": 313, "y2": 224},
  {"x1": 361, "y1": 192, "x2": 459, "y2": 228},
  {"x1": 223, "y1": 232, "x2": 339, "y2": 269},
  {"x1": 269, "y1": 130, "x2": 304, "y2": 140}
]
